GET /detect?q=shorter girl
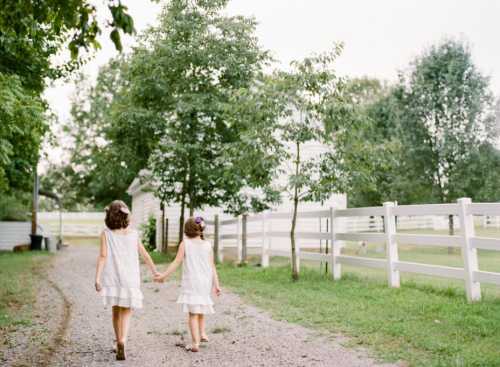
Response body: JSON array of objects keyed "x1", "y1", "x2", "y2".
[
  {"x1": 95, "y1": 200, "x2": 158, "y2": 360},
  {"x1": 154, "y1": 217, "x2": 221, "y2": 352}
]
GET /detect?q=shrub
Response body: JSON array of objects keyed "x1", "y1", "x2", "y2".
[
  {"x1": 140, "y1": 215, "x2": 156, "y2": 251},
  {"x1": 0, "y1": 194, "x2": 30, "y2": 221}
]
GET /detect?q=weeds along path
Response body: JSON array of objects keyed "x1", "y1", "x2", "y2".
[
  {"x1": 46, "y1": 244, "x2": 399, "y2": 367},
  {"x1": 0, "y1": 257, "x2": 71, "y2": 367}
]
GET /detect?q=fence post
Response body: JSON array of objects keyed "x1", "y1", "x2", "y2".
[
  {"x1": 236, "y1": 216, "x2": 242, "y2": 263},
  {"x1": 261, "y1": 211, "x2": 269, "y2": 267},
  {"x1": 241, "y1": 214, "x2": 248, "y2": 265},
  {"x1": 213, "y1": 214, "x2": 221, "y2": 264},
  {"x1": 329, "y1": 207, "x2": 341, "y2": 280},
  {"x1": 458, "y1": 197, "x2": 481, "y2": 302},
  {"x1": 383, "y1": 202, "x2": 400, "y2": 288}
]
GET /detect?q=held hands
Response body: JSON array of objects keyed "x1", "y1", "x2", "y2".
[
  {"x1": 213, "y1": 285, "x2": 222, "y2": 297},
  {"x1": 153, "y1": 272, "x2": 167, "y2": 283}
]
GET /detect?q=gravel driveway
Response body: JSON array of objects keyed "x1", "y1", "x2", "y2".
[{"x1": 39, "y1": 244, "x2": 399, "y2": 367}]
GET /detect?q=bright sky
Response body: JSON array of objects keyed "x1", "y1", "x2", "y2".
[{"x1": 44, "y1": 0, "x2": 500, "y2": 162}]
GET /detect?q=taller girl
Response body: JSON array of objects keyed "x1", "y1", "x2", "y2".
[
  {"x1": 95, "y1": 200, "x2": 158, "y2": 360},
  {"x1": 155, "y1": 217, "x2": 221, "y2": 352}
]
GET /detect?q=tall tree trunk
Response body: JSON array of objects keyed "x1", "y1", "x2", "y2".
[
  {"x1": 161, "y1": 202, "x2": 167, "y2": 253},
  {"x1": 189, "y1": 205, "x2": 194, "y2": 216},
  {"x1": 178, "y1": 192, "x2": 186, "y2": 246},
  {"x1": 290, "y1": 141, "x2": 300, "y2": 281},
  {"x1": 31, "y1": 162, "x2": 39, "y2": 235},
  {"x1": 325, "y1": 218, "x2": 329, "y2": 275},
  {"x1": 448, "y1": 214, "x2": 454, "y2": 254}
]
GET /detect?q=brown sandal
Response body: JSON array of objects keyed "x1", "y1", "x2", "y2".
[
  {"x1": 200, "y1": 337, "x2": 209, "y2": 343},
  {"x1": 116, "y1": 342, "x2": 126, "y2": 360}
]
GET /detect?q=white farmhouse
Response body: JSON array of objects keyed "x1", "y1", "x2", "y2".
[{"x1": 127, "y1": 139, "x2": 347, "y2": 251}]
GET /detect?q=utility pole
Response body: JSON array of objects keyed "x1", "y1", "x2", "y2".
[{"x1": 31, "y1": 163, "x2": 39, "y2": 235}]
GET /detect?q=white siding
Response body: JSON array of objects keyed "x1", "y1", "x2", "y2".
[
  {"x1": 130, "y1": 191, "x2": 160, "y2": 230},
  {"x1": 0, "y1": 222, "x2": 31, "y2": 250},
  {"x1": 0, "y1": 222, "x2": 50, "y2": 250}
]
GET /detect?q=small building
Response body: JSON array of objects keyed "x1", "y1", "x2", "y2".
[{"x1": 127, "y1": 171, "x2": 347, "y2": 251}]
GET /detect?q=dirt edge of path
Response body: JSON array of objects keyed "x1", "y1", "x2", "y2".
[{"x1": 37, "y1": 273, "x2": 72, "y2": 367}]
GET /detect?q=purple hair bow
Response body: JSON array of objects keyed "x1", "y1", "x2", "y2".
[{"x1": 195, "y1": 216, "x2": 204, "y2": 224}]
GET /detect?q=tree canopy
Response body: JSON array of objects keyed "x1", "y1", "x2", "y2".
[
  {"x1": 347, "y1": 39, "x2": 499, "y2": 207},
  {"x1": 0, "y1": 0, "x2": 135, "y2": 91}
]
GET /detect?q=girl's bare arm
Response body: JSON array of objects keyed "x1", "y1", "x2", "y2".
[
  {"x1": 95, "y1": 232, "x2": 107, "y2": 291},
  {"x1": 138, "y1": 242, "x2": 159, "y2": 276},
  {"x1": 155, "y1": 241, "x2": 185, "y2": 282}
]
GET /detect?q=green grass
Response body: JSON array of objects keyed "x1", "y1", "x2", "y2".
[
  {"x1": 148, "y1": 250, "x2": 175, "y2": 264},
  {"x1": 0, "y1": 251, "x2": 50, "y2": 329},
  {"x1": 218, "y1": 261, "x2": 500, "y2": 367}
]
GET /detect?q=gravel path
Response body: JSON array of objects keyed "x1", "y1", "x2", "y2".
[{"x1": 44, "y1": 245, "x2": 399, "y2": 367}]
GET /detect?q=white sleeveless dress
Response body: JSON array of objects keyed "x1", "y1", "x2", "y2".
[
  {"x1": 100, "y1": 228, "x2": 143, "y2": 309},
  {"x1": 177, "y1": 238, "x2": 214, "y2": 314}
]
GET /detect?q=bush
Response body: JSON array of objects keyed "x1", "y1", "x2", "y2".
[
  {"x1": 140, "y1": 215, "x2": 156, "y2": 251},
  {"x1": 0, "y1": 194, "x2": 30, "y2": 221}
]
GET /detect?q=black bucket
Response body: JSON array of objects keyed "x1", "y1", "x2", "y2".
[{"x1": 30, "y1": 234, "x2": 44, "y2": 251}]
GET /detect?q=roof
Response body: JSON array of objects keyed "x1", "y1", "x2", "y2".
[{"x1": 127, "y1": 169, "x2": 153, "y2": 196}]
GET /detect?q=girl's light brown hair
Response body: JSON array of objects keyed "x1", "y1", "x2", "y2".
[
  {"x1": 105, "y1": 200, "x2": 130, "y2": 230},
  {"x1": 184, "y1": 217, "x2": 205, "y2": 239}
]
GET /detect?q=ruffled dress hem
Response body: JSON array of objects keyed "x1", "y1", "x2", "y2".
[
  {"x1": 100, "y1": 286, "x2": 143, "y2": 309},
  {"x1": 177, "y1": 293, "x2": 214, "y2": 314},
  {"x1": 102, "y1": 296, "x2": 143, "y2": 309},
  {"x1": 181, "y1": 304, "x2": 214, "y2": 314}
]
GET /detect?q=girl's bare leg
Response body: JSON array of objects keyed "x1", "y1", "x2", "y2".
[
  {"x1": 115, "y1": 307, "x2": 131, "y2": 360},
  {"x1": 120, "y1": 308, "x2": 133, "y2": 344},
  {"x1": 199, "y1": 314, "x2": 208, "y2": 341},
  {"x1": 188, "y1": 313, "x2": 200, "y2": 349},
  {"x1": 112, "y1": 306, "x2": 121, "y2": 347}
]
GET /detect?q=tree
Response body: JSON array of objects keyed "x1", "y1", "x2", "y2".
[
  {"x1": 0, "y1": 0, "x2": 136, "y2": 92},
  {"x1": 131, "y1": 0, "x2": 279, "y2": 242},
  {"x1": 273, "y1": 46, "x2": 355, "y2": 280},
  {"x1": 341, "y1": 78, "x2": 401, "y2": 207},
  {"x1": 0, "y1": 74, "x2": 46, "y2": 193},
  {"x1": 1, "y1": 1, "x2": 140, "y2": 216},
  {"x1": 450, "y1": 142, "x2": 500, "y2": 203},
  {"x1": 43, "y1": 57, "x2": 160, "y2": 208},
  {"x1": 396, "y1": 39, "x2": 495, "y2": 244}
]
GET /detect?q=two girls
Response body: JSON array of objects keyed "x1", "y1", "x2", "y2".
[{"x1": 95, "y1": 201, "x2": 220, "y2": 359}]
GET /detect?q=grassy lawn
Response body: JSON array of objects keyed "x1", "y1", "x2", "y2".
[
  {"x1": 0, "y1": 251, "x2": 50, "y2": 329},
  {"x1": 217, "y1": 263, "x2": 500, "y2": 367}
]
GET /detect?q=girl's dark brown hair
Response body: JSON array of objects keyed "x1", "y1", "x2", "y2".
[
  {"x1": 105, "y1": 200, "x2": 130, "y2": 230},
  {"x1": 184, "y1": 217, "x2": 205, "y2": 240}
]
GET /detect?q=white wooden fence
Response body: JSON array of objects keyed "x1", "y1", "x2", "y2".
[
  {"x1": 197, "y1": 198, "x2": 500, "y2": 303},
  {"x1": 38, "y1": 212, "x2": 104, "y2": 238},
  {"x1": 483, "y1": 215, "x2": 500, "y2": 228}
]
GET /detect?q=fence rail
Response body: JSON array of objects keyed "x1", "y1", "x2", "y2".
[{"x1": 196, "y1": 197, "x2": 500, "y2": 302}]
